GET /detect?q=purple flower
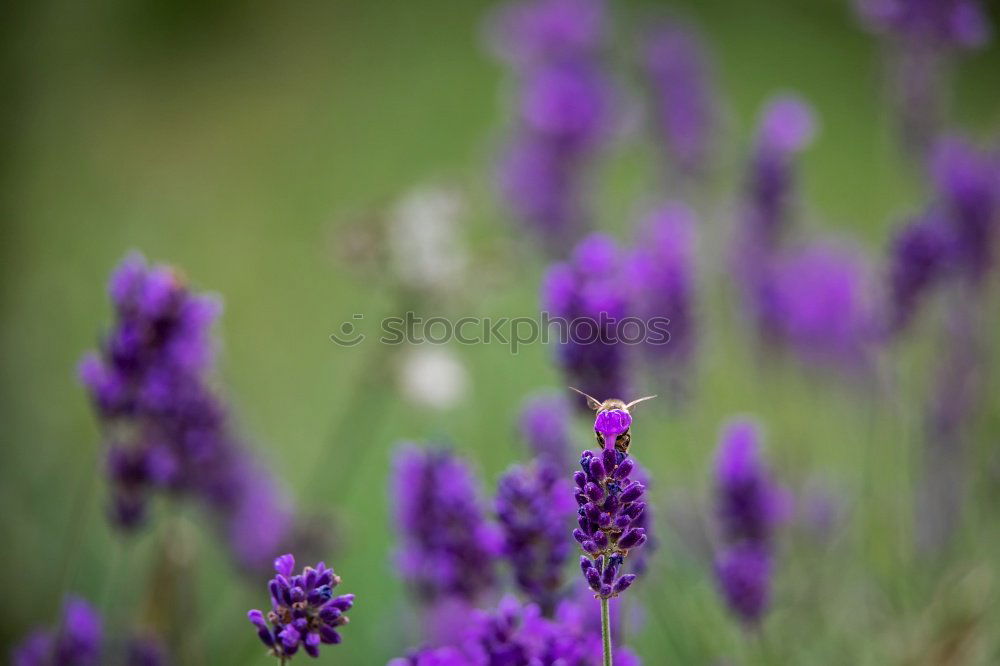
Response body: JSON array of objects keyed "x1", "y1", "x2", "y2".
[
  {"x1": 487, "y1": 0, "x2": 613, "y2": 255},
  {"x1": 627, "y1": 201, "x2": 697, "y2": 366},
  {"x1": 855, "y1": 0, "x2": 991, "y2": 48},
  {"x1": 714, "y1": 421, "x2": 782, "y2": 545},
  {"x1": 247, "y1": 553, "x2": 354, "y2": 660},
  {"x1": 389, "y1": 595, "x2": 641, "y2": 665},
  {"x1": 485, "y1": 0, "x2": 606, "y2": 68},
  {"x1": 764, "y1": 242, "x2": 875, "y2": 366},
  {"x1": 573, "y1": 446, "x2": 648, "y2": 599},
  {"x1": 497, "y1": 135, "x2": 584, "y2": 253},
  {"x1": 542, "y1": 234, "x2": 631, "y2": 408},
  {"x1": 742, "y1": 95, "x2": 816, "y2": 251},
  {"x1": 643, "y1": 20, "x2": 717, "y2": 177},
  {"x1": 713, "y1": 420, "x2": 784, "y2": 626},
  {"x1": 714, "y1": 545, "x2": 772, "y2": 627},
  {"x1": 496, "y1": 462, "x2": 575, "y2": 612},
  {"x1": 885, "y1": 213, "x2": 953, "y2": 334},
  {"x1": 79, "y1": 253, "x2": 297, "y2": 571},
  {"x1": 520, "y1": 61, "x2": 611, "y2": 149},
  {"x1": 519, "y1": 392, "x2": 573, "y2": 471},
  {"x1": 11, "y1": 596, "x2": 102, "y2": 666},
  {"x1": 930, "y1": 136, "x2": 1000, "y2": 285},
  {"x1": 392, "y1": 444, "x2": 500, "y2": 602},
  {"x1": 594, "y1": 409, "x2": 631, "y2": 441}
]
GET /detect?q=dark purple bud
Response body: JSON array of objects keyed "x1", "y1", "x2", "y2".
[
  {"x1": 602, "y1": 561, "x2": 618, "y2": 585},
  {"x1": 618, "y1": 528, "x2": 645, "y2": 549},
  {"x1": 613, "y1": 514, "x2": 631, "y2": 529},
  {"x1": 582, "y1": 540, "x2": 599, "y2": 554},
  {"x1": 585, "y1": 567, "x2": 602, "y2": 591},
  {"x1": 572, "y1": 528, "x2": 587, "y2": 544},
  {"x1": 580, "y1": 556, "x2": 594, "y2": 573},
  {"x1": 320, "y1": 626, "x2": 341, "y2": 644},
  {"x1": 585, "y1": 482, "x2": 605, "y2": 502},
  {"x1": 613, "y1": 458, "x2": 634, "y2": 479},
  {"x1": 619, "y1": 483, "x2": 645, "y2": 503},
  {"x1": 593, "y1": 530, "x2": 609, "y2": 549},
  {"x1": 602, "y1": 448, "x2": 617, "y2": 474},
  {"x1": 599, "y1": 584, "x2": 613, "y2": 598},
  {"x1": 574, "y1": 471, "x2": 587, "y2": 488},
  {"x1": 584, "y1": 503, "x2": 600, "y2": 522},
  {"x1": 598, "y1": 512, "x2": 612, "y2": 528},
  {"x1": 613, "y1": 574, "x2": 637, "y2": 594},
  {"x1": 330, "y1": 594, "x2": 355, "y2": 611},
  {"x1": 588, "y1": 459, "x2": 606, "y2": 482}
]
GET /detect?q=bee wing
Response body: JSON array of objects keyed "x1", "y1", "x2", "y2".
[
  {"x1": 625, "y1": 395, "x2": 657, "y2": 410},
  {"x1": 569, "y1": 387, "x2": 603, "y2": 411}
]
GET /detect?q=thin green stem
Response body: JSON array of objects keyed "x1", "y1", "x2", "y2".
[{"x1": 600, "y1": 596, "x2": 613, "y2": 666}]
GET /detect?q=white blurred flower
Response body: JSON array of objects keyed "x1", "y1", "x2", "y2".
[
  {"x1": 398, "y1": 346, "x2": 470, "y2": 410},
  {"x1": 387, "y1": 185, "x2": 468, "y2": 293}
]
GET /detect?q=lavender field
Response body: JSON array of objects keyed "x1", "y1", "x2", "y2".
[{"x1": 2, "y1": 0, "x2": 999, "y2": 664}]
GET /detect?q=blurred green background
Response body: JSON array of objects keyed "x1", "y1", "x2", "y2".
[{"x1": 2, "y1": 0, "x2": 1000, "y2": 664}]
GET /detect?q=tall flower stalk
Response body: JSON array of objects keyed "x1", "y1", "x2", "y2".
[{"x1": 570, "y1": 392, "x2": 653, "y2": 665}]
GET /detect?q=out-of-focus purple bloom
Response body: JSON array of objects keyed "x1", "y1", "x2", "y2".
[
  {"x1": 573, "y1": 446, "x2": 648, "y2": 599},
  {"x1": 389, "y1": 595, "x2": 641, "y2": 665},
  {"x1": 713, "y1": 420, "x2": 782, "y2": 626},
  {"x1": 392, "y1": 444, "x2": 500, "y2": 602},
  {"x1": 714, "y1": 421, "x2": 783, "y2": 545},
  {"x1": 742, "y1": 95, "x2": 816, "y2": 251},
  {"x1": 79, "y1": 253, "x2": 296, "y2": 571},
  {"x1": 520, "y1": 62, "x2": 611, "y2": 149},
  {"x1": 643, "y1": 20, "x2": 717, "y2": 177},
  {"x1": 855, "y1": 0, "x2": 991, "y2": 48},
  {"x1": 519, "y1": 393, "x2": 573, "y2": 470},
  {"x1": 487, "y1": 0, "x2": 613, "y2": 255},
  {"x1": 855, "y1": 1, "x2": 990, "y2": 152},
  {"x1": 486, "y1": 0, "x2": 606, "y2": 68},
  {"x1": 11, "y1": 596, "x2": 102, "y2": 666},
  {"x1": 764, "y1": 242, "x2": 875, "y2": 366},
  {"x1": 931, "y1": 136, "x2": 1000, "y2": 284},
  {"x1": 627, "y1": 202, "x2": 697, "y2": 366},
  {"x1": 542, "y1": 234, "x2": 630, "y2": 408},
  {"x1": 714, "y1": 545, "x2": 772, "y2": 627},
  {"x1": 247, "y1": 553, "x2": 354, "y2": 660},
  {"x1": 496, "y1": 462, "x2": 575, "y2": 613},
  {"x1": 885, "y1": 213, "x2": 953, "y2": 334}
]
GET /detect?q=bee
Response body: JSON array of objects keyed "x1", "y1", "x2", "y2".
[{"x1": 570, "y1": 387, "x2": 656, "y2": 454}]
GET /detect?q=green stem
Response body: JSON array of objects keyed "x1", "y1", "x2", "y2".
[{"x1": 601, "y1": 596, "x2": 613, "y2": 666}]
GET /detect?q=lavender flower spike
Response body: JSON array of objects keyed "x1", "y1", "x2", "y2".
[
  {"x1": 11, "y1": 596, "x2": 102, "y2": 666},
  {"x1": 712, "y1": 420, "x2": 784, "y2": 627},
  {"x1": 496, "y1": 461, "x2": 574, "y2": 613},
  {"x1": 543, "y1": 235, "x2": 631, "y2": 409},
  {"x1": 392, "y1": 444, "x2": 500, "y2": 603},
  {"x1": 247, "y1": 553, "x2": 354, "y2": 662},
  {"x1": 643, "y1": 20, "x2": 717, "y2": 178},
  {"x1": 571, "y1": 392, "x2": 655, "y2": 664}
]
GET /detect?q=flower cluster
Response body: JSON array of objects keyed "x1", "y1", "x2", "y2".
[
  {"x1": 389, "y1": 596, "x2": 640, "y2": 665},
  {"x1": 12, "y1": 597, "x2": 102, "y2": 666},
  {"x1": 488, "y1": 0, "x2": 612, "y2": 254},
  {"x1": 572, "y1": 446, "x2": 648, "y2": 599},
  {"x1": 247, "y1": 554, "x2": 354, "y2": 661},
  {"x1": 885, "y1": 136, "x2": 999, "y2": 335},
  {"x1": 542, "y1": 234, "x2": 630, "y2": 408},
  {"x1": 495, "y1": 461, "x2": 574, "y2": 612},
  {"x1": 627, "y1": 201, "x2": 698, "y2": 368},
  {"x1": 854, "y1": 0, "x2": 990, "y2": 49},
  {"x1": 11, "y1": 596, "x2": 168, "y2": 666},
  {"x1": 78, "y1": 253, "x2": 294, "y2": 570},
  {"x1": 713, "y1": 420, "x2": 784, "y2": 626},
  {"x1": 392, "y1": 444, "x2": 500, "y2": 602},
  {"x1": 642, "y1": 20, "x2": 717, "y2": 179}
]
